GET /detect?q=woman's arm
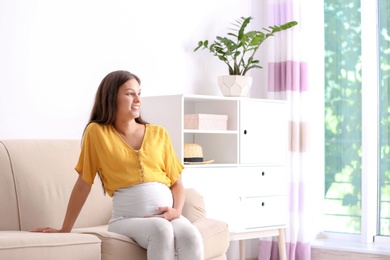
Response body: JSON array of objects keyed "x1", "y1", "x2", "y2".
[
  {"x1": 170, "y1": 177, "x2": 185, "y2": 214},
  {"x1": 155, "y1": 177, "x2": 185, "y2": 221},
  {"x1": 31, "y1": 174, "x2": 92, "y2": 233}
]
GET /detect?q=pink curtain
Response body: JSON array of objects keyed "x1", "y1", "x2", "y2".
[{"x1": 258, "y1": 0, "x2": 312, "y2": 259}]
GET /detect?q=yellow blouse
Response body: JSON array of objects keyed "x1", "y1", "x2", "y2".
[{"x1": 75, "y1": 123, "x2": 184, "y2": 197}]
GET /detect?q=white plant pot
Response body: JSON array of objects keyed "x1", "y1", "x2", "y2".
[{"x1": 217, "y1": 75, "x2": 253, "y2": 97}]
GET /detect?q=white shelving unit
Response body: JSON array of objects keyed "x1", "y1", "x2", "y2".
[{"x1": 141, "y1": 94, "x2": 288, "y2": 260}]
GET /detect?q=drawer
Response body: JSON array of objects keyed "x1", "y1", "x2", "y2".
[
  {"x1": 238, "y1": 166, "x2": 287, "y2": 197},
  {"x1": 182, "y1": 167, "x2": 288, "y2": 230},
  {"x1": 239, "y1": 196, "x2": 287, "y2": 229}
]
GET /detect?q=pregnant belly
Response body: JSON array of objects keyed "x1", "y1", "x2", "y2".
[{"x1": 111, "y1": 182, "x2": 173, "y2": 218}]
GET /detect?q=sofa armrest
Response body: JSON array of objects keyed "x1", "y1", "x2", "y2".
[
  {"x1": 182, "y1": 188, "x2": 206, "y2": 223},
  {"x1": 193, "y1": 218, "x2": 230, "y2": 259}
]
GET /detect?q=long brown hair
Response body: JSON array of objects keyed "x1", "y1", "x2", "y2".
[
  {"x1": 84, "y1": 70, "x2": 148, "y2": 135},
  {"x1": 83, "y1": 70, "x2": 148, "y2": 194}
]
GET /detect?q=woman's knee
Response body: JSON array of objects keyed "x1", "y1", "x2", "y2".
[
  {"x1": 174, "y1": 222, "x2": 203, "y2": 246},
  {"x1": 181, "y1": 228, "x2": 202, "y2": 245},
  {"x1": 149, "y1": 218, "x2": 174, "y2": 242}
]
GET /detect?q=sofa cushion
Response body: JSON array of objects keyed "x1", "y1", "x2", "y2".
[
  {"x1": 75, "y1": 219, "x2": 230, "y2": 260},
  {"x1": 0, "y1": 231, "x2": 101, "y2": 260},
  {"x1": 0, "y1": 139, "x2": 112, "y2": 231},
  {"x1": 74, "y1": 225, "x2": 147, "y2": 260}
]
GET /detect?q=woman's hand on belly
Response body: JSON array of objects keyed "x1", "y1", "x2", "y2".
[{"x1": 146, "y1": 206, "x2": 180, "y2": 221}]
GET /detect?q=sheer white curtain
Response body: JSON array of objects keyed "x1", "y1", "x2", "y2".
[{"x1": 258, "y1": 0, "x2": 314, "y2": 259}]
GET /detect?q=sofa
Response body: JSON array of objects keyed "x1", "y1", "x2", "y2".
[{"x1": 0, "y1": 139, "x2": 229, "y2": 260}]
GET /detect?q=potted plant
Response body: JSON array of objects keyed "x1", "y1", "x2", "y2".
[{"x1": 194, "y1": 16, "x2": 298, "y2": 96}]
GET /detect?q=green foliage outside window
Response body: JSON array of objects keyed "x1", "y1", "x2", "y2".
[{"x1": 324, "y1": 0, "x2": 362, "y2": 234}]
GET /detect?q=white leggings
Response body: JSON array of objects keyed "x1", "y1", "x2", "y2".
[
  {"x1": 107, "y1": 182, "x2": 204, "y2": 260},
  {"x1": 108, "y1": 215, "x2": 203, "y2": 260}
]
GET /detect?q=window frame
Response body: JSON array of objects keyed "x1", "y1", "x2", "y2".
[{"x1": 361, "y1": 0, "x2": 379, "y2": 243}]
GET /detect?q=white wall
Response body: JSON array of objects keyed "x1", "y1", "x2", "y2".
[{"x1": 0, "y1": 0, "x2": 261, "y2": 139}]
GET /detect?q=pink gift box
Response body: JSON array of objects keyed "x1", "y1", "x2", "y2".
[{"x1": 184, "y1": 114, "x2": 228, "y2": 130}]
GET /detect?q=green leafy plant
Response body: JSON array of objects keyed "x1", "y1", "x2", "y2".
[{"x1": 194, "y1": 16, "x2": 298, "y2": 76}]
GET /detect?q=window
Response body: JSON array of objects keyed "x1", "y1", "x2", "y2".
[{"x1": 324, "y1": 0, "x2": 390, "y2": 239}]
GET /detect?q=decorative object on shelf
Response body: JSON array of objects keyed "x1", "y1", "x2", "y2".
[
  {"x1": 184, "y1": 143, "x2": 214, "y2": 164},
  {"x1": 217, "y1": 75, "x2": 252, "y2": 97},
  {"x1": 184, "y1": 114, "x2": 228, "y2": 130},
  {"x1": 194, "y1": 16, "x2": 298, "y2": 97}
]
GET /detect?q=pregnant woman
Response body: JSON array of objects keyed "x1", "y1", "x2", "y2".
[{"x1": 32, "y1": 70, "x2": 204, "y2": 260}]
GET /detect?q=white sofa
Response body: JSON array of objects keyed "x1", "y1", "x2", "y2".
[{"x1": 0, "y1": 139, "x2": 229, "y2": 260}]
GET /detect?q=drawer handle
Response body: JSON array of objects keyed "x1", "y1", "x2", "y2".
[
  {"x1": 262, "y1": 171, "x2": 265, "y2": 176},
  {"x1": 261, "y1": 202, "x2": 265, "y2": 206},
  {"x1": 244, "y1": 130, "x2": 247, "y2": 135}
]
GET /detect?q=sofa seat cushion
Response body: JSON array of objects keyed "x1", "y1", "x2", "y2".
[
  {"x1": 75, "y1": 220, "x2": 229, "y2": 260},
  {"x1": 193, "y1": 218, "x2": 229, "y2": 260},
  {"x1": 74, "y1": 225, "x2": 147, "y2": 260},
  {"x1": 0, "y1": 231, "x2": 101, "y2": 260}
]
